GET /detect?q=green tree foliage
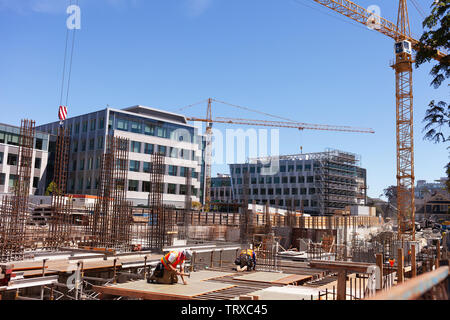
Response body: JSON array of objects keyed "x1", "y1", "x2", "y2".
[
  {"x1": 415, "y1": 1, "x2": 449, "y2": 191},
  {"x1": 45, "y1": 181, "x2": 59, "y2": 196}
]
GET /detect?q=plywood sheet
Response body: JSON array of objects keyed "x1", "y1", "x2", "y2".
[
  {"x1": 246, "y1": 286, "x2": 320, "y2": 300},
  {"x1": 233, "y1": 272, "x2": 292, "y2": 283},
  {"x1": 101, "y1": 279, "x2": 235, "y2": 298},
  {"x1": 272, "y1": 274, "x2": 313, "y2": 285}
]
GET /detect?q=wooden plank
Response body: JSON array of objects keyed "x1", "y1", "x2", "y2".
[
  {"x1": 337, "y1": 270, "x2": 347, "y2": 300},
  {"x1": 309, "y1": 260, "x2": 374, "y2": 273},
  {"x1": 367, "y1": 266, "x2": 449, "y2": 300},
  {"x1": 272, "y1": 274, "x2": 313, "y2": 285}
]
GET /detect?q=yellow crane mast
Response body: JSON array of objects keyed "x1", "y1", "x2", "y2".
[{"x1": 309, "y1": 0, "x2": 446, "y2": 240}]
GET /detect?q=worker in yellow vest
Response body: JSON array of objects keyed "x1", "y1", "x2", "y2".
[
  {"x1": 148, "y1": 249, "x2": 193, "y2": 285},
  {"x1": 235, "y1": 248, "x2": 257, "y2": 272}
]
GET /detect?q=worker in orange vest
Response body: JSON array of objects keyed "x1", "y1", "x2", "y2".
[
  {"x1": 148, "y1": 249, "x2": 192, "y2": 285},
  {"x1": 235, "y1": 248, "x2": 257, "y2": 272}
]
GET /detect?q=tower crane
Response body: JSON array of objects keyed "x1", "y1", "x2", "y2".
[
  {"x1": 184, "y1": 98, "x2": 375, "y2": 212},
  {"x1": 306, "y1": 0, "x2": 447, "y2": 240}
]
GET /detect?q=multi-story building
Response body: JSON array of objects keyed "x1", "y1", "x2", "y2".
[
  {"x1": 37, "y1": 105, "x2": 206, "y2": 208},
  {"x1": 210, "y1": 174, "x2": 232, "y2": 203},
  {"x1": 0, "y1": 123, "x2": 50, "y2": 196},
  {"x1": 229, "y1": 149, "x2": 367, "y2": 215}
]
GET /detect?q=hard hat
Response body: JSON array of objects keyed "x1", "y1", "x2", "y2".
[{"x1": 183, "y1": 249, "x2": 193, "y2": 260}]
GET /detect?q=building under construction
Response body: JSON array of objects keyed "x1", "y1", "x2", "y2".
[{"x1": 229, "y1": 149, "x2": 366, "y2": 215}]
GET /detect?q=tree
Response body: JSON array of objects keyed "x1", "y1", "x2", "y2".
[
  {"x1": 45, "y1": 181, "x2": 59, "y2": 196},
  {"x1": 415, "y1": 0, "x2": 449, "y2": 190}
]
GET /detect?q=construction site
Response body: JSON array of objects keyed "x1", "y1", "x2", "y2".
[{"x1": 0, "y1": 0, "x2": 449, "y2": 304}]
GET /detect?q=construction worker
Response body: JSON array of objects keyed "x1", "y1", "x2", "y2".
[
  {"x1": 148, "y1": 249, "x2": 192, "y2": 285},
  {"x1": 234, "y1": 248, "x2": 257, "y2": 272}
]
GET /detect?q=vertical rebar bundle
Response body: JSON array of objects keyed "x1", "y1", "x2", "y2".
[
  {"x1": 46, "y1": 126, "x2": 72, "y2": 250},
  {"x1": 0, "y1": 120, "x2": 35, "y2": 262},
  {"x1": 147, "y1": 151, "x2": 167, "y2": 250},
  {"x1": 240, "y1": 172, "x2": 250, "y2": 244},
  {"x1": 182, "y1": 167, "x2": 192, "y2": 240},
  {"x1": 90, "y1": 136, "x2": 132, "y2": 251}
]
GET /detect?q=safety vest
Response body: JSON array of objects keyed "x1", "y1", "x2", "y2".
[
  {"x1": 161, "y1": 251, "x2": 184, "y2": 270},
  {"x1": 240, "y1": 249, "x2": 256, "y2": 259}
]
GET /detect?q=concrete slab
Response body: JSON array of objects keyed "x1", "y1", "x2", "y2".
[{"x1": 233, "y1": 271, "x2": 290, "y2": 283}]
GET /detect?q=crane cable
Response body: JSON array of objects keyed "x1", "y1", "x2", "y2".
[{"x1": 59, "y1": 0, "x2": 79, "y2": 108}]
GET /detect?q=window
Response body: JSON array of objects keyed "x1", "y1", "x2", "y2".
[
  {"x1": 144, "y1": 143, "x2": 154, "y2": 155},
  {"x1": 305, "y1": 164, "x2": 311, "y2": 170},
  {"x1": 117, "y1": 119, "x2": 129, "y2": 131},
  {"x1": 260, "y1": 188, "x2": 266, "y2": 195},
  {"x1": 75, "y1": 123, "x2": 80, "y2": 134},
  {"x1": 307, "y1": 176, "x2": 314, "y2": 183},
  {"x1": 158, "y1": 145, "x2": 166, "y2": 156},
  {"x1": 243, "y1": 167, "x2": 248, "y2": 173},
  {"x1": 282, "y1": 177, "x2": 288, "y2": 184},
  {"x1": 82, "y1": 121, "x2": 88, "y2": 132},
  {"x1": 253, "y1": 188, "x2": 258, "y2": 195},
  {"x1": 292, "y1": 188, "x2": 298, "y2": 195},
  {"x1": 168, "y1": 165, "x2": 177, "y2": 176},
  {"x1": 130, "y1": 121, "x2": 141, "y2": 133},
  {"x1": 179, "y1": 167, "x2": 187, "y2": 177},
  {"x1": 88, "y1": 157, "x2": 93, "y2": 170},
  {"x1": 131, "y1": 141, "x2": 141, "y2": 153},
  {"x1": 78, "y1": 177, "x2": 84, "y2": 190},
  {"x1": 280, "y1": 166, "x2": 286, "y2": 172},
  {"x1": 309, "y1": 188, "x2": 315, "y2": 195},
  {"x1": 259, "y1": 177, "x2": 264, "y2": 184},
  {"x1": 90, "y1": 119, "x2": 96, "y2": 131},
  {"x1": 7, "y1": 154, "x2": 18, "y2": 166},
  {"x1": 73, "y1": 140, "x2": 78, "y2": 152},
  {"x1": 290, "y1": 176, "x2": 296, "y2": 184},
  {"x1": 79, "y1": 159, "x2": 85, "y2": 171},
  {"x1": 96, "y1": 157, "x2": 101, "y2": 169},
  {"x1": 276, "y1": 188, "x2": 282, "y2": 195},
  {"x1": 167, "y1": 183, "x2": 177, "y2": 194},
  {"x1": 0, "y1": 152, "x2": 3, "y2": 164},
  {"x1": 99, "y1": 118, "x2": 105, "y2": 129},
  {"x1": 89, "y1": 138, "x2": 95, "y2": 150},
  {"x1": 143, "y1": 162, "x2": 151, "y2": 173},
  {"x1": 300, "y1": 188, "x2": 307, "y2": 195},
  {"x1": 250, "y1": 167, "x2": 255, "y2": 173},
  {"x1": 274, "y1": 177, "x2": 280, "y2": 184},
  {"x1": 0, "y1": 173, "x2": 5, "y2": 185},
  {"x1": 180, "y1": 185, "x2": 187, "y2": 195},
  {"x1": 130, "y1": 160, "x2": 140, "y2": 172},
  {"x1": 35, "y1": 138, "x2": 43, "y2": 150},
  {"x1": 128, "y1": 180, "x2": 139, "y2": 191},
  {"x1": 235, "y1": 168, "x2": 241, "y2": 174},
  {"x1": 34, "y1": 158, "x2": 41, "y2": 169},
  {"x1": 86, "y1": 177, "x2": 92, "y2": 189},
  {"x1": 288, "y1": 165, "x2": 294, "y2": 172},
  {"x1": 169, "y1": 147, "x2": 178, "y2": 158},
  {"x1": 266, "y1": 177, "x2": 272, "y2": 184},
  {"x1": 283, "y1": 188, "x2": 289, "y2": 195},
  {"x1": 311, "y1": 200, "x2": 317, "y2": 207},
  {"x1": 251, "y1": 178, "x2": 257, "y2": 184},
  {"x1": 144, "y1": 124, "x2": 154, "y2": 136},
  {"x1": 81, "y1": 140, "x2": 86, "y2": 151},
  {"x1": 298, "y1": 176, "x2": 305, "y2": 183},
  {"x1": 142, "y1": 181, "x2": 150, "y2": 192},
  {"x1": 72, "y1": 160, "x2": 77, "y2": 171},
  {"x1": 9, "y1": 174, "x2": 18, "y2": 189},
  {"x1": 97, "y1": 136, "x2": 104, "y2": 149}
]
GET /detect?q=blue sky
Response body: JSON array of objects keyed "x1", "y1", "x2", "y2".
[{"x1": 0, "y1": 0, "x2": 448, "y2": 199}]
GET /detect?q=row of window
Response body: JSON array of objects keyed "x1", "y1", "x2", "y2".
[
  {"x1": 0, "y1": 152, "x2": 42, "y2": 169},
  {"x1": 234, "y1": 187, "x2": 316, "y2": 196},
  {"x1": 130, "y1": 161, "x2": 198, "y2": 178},
  {"x1": 0, "y1": 173, "x2": 40, "y2": 188},
  {"x1": 245, "y1": 199, "x2": 318, "y2": 207},
  {"x1": 232, "y1": 163, "x2": 317, "y2": 174},
  {"x1": 0, "y1": 131, "x2": 47, "y2": 151},
  {"x1": 233, "y1": 175, "x2": 315, "y2": 185},
  {"x1": 113, "y1": 115, "x2": 196, "y2": 144},
  {"x1": 130, "y1": 141, "x2": 195, "y2": 161},
  {"x1": 72, "y1": 136, "x2": 104, "y2": 152},
  {"x1": 70, "y1": 117, "x2": 105, "y2": 135},
  {"x1": 69, "y1": 177, "x2": 198, "y2": 196}
]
